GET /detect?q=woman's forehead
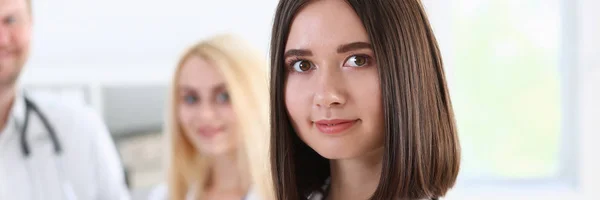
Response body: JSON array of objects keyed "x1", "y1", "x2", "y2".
[{"x1": 285, "y1": 0, "x2": 370, "y2": 53}]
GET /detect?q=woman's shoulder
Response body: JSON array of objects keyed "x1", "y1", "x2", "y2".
[
  {"x1": 146, "y1": 183, "x2": 198, "y2": 200},
  {"x1": 244, "y1": 186, "x2": 261, "y2": 200},
  {"x1": 147, "y1": 183, "x2": 168, "y2": 200},
  {"x1": 148, "y1": 183, "x2": 260, "y2": 200}
]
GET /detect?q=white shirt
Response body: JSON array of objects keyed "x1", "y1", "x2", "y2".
[
  {"x1": 0, "y1": 92, "x2": 130, "y2": 200},
  {"x1": 148, "y1": 183, "x2": 261, "y2": 200}
]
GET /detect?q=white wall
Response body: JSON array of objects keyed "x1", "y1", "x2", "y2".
[
  {"x1": 18, "y1": 0, "x2": 280, "y2": 137},
  {"x1": 20, "y1": 0, "x2": 279, "y2": 85}
]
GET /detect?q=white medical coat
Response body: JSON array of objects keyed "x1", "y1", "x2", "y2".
[{"x1": 0, "y1": 92, "x2": 130, "y2": 200}]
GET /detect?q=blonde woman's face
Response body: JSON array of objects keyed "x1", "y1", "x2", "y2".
[{"x1": 177, "y1": 56, "x2": 238, "y2": 156}]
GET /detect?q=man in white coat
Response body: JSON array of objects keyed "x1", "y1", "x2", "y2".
[{"x1": 0, "y1": 0, "x2": 130, "y2": 199}]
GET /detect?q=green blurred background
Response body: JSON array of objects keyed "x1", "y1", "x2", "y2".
[{"x1": 451, "y1": 0, "x2": 561, "y2": 179}]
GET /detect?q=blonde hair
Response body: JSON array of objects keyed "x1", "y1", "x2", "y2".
[{"x1": 166, "y1": 34, "x2": 273, "y2": 200}]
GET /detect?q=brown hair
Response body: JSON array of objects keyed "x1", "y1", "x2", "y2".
[{"x1": 269, "y1": 0, "x2": 460, "y2": 199}]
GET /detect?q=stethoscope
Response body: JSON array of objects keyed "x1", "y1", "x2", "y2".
[{"x1": 13, "y1": 95, "x2": 77, "y2": 200}]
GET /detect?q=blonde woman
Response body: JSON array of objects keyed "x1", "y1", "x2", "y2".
[{"x1": 152, "y1": 34, "x2": 272, "y2": 200}]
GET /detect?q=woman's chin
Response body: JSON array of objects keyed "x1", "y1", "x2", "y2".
[
  {"x1": 312, "y1": 145, "x2": 363, "y2": 160},
  {"x1": 198, "y1": 144, "x2": 237, "y2": 157}
]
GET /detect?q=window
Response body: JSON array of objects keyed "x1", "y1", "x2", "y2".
[{"x1": 446, "y1": 0, "x2": 563, "y2": 181}]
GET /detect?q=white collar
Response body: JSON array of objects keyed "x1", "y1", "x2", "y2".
[
  {"x1": 11, "y1": 92, "x2": 26, "y2": 124},
  {"x1": 307, "y1": 177, "x2": 330, "y2": 200},
  {"x1": 0, "y1": 91, "x2": 26, "y2": 139}
]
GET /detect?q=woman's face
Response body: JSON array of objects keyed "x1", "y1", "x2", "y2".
[
  {"x1": 284, "y1": 0, "x2": 384, "y2": 159},
  {"x1": 178, "y1": 56, "x2": 238, "y2": 156}
]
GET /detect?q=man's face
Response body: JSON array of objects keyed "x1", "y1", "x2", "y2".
[{"x1": 0, "y1": 0, "x2": 31, "y2": 86}]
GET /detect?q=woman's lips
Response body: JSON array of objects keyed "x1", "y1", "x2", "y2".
[
  {"x1": 197, "y1": 127, "x2": 225, "y2": 138},
  {"x1": 314, "y1": 119, "x2": 359, "y2": 134}
]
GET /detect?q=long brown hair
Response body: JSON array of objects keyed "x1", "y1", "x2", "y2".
[{"x1": 269, "y1": 0, "x2": 460, "y2": 199}]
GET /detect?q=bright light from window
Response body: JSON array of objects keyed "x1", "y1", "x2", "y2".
[{"x1": 450, "y1": 0, "x2": 562, "y2": 180}]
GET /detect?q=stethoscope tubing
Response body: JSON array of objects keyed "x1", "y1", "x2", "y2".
[{"x1": 14, "y1": 94, "x2": 75, "y2": 200}]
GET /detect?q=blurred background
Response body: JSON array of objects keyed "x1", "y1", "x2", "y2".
[{"x1": 19, "y1": 0, "x2": 599, "y2": 199}]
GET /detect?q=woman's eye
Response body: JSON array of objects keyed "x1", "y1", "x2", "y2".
[
  {"x1": 344, "y1": 55, "x2": 369, "y2": 67},
  {"x1": 291, "y1": 60, "x2": 313, "y2": 72},
  {"x1": 5, "y1": 16, "x2": 16, "y2": 25},
  {"x1": 183, "y1": 95, "x2": 198, "y2": 104},
  {"x1": 216, "y1": 91, "x2": 230, "y2": 103}
]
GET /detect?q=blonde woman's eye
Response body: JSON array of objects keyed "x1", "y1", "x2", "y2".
[
  {"x1": 291, "y1": 60, "x2": 313, "y2": 72},
  {"x1": 344, "y1": 55, "x2": 369, "y2": 67},
  {"x1": 183, "y1": 95, "x2": 198, "y2": 105},
  {"x1": 5, "y1": 16, "x2": 16, "y2": 25},
  {"x1": 216, "y1": 92, "x2": 230, "y2": 103}
]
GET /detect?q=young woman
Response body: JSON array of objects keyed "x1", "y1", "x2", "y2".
[
  {"x1": 164, "y1": 34, "x2": 272, "y2": 200},
  {"x1": 269, "y1": 0, "x2": 460, "y2": 200}
]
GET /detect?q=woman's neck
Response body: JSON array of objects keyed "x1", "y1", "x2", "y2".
[
  {"x1": 206, "y1": 152, "x2": 247, "y2": 193},
  {"x1": 328, "y1": 147, "x2": 383, "y2": 200}
]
